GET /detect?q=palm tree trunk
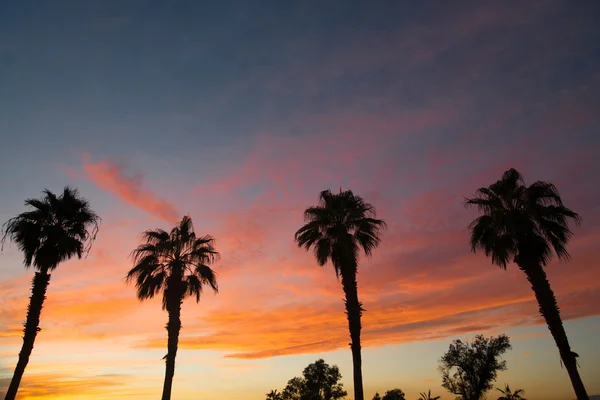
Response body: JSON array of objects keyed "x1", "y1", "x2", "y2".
[
  {"x1": 161, "y1": 295, "x2": 182, "y2": 400},
  {"x1": 341, "y1": 271, "x2": 364, "y2": 400},
  {"x1": 4, "y1": 268, "x2": 51, "y2": 400},
  {"x1": 519, "y1": 262, "x2": 589, "y2": 400}
]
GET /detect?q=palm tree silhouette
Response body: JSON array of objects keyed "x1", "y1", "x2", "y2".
[
  {"x1": 1, "y1": 187, "x2": 100, "y2": 400},
  {"x1": 496, "y1": 384, "x2": 526, "y2": 400},
  {"x1": 295, "y1": 189, "x2": 386, "y2": 400},
  {"x1": 418, "y1": 390, "x2": 440, "y2": 400},
  {"x1": 126, "y1": 216, "x2": 219, "y2": 400},
  {"x1": 466, "y1": 168, "x2": 588, "y2": 400}
]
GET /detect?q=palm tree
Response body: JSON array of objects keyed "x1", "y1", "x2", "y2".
[
  {"x1": 466, "y1": 168, "x2": 588, "y2": 400},
  {"x1": 295, "y1": 189, "x2": 386, "y2": 400},
  {"x1": 418, "y1": 390, "x2": 440, "y2": 400},
  {"x1": 1, "y1": 187, "x2": 100, "y2": 400},
  {"x1": 126, "y1": 216, "x2": 219, "y2": 400},
  {"x1": 496, "y1": 384, "x2": 526, "y2": 400}
]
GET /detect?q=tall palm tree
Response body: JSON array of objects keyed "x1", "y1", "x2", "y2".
[
  {"x1": 496, "y1": 384, "x2": 526, "y2": 400},
  {"x1": 418, "y1": 390, "x2": 440, "y2": 400},
  {"x1": 295, "y1": 189, "x2": 386, "y2": 400},
  {"x1": 126, "y1": 216, "x2": 219, "y2": 400},
  {"x1": 465, "y1": 168, "x2": 588, "y2": 400},
  {"x1": 1, "y1": 187, "x2": 100, "y2": 400}
]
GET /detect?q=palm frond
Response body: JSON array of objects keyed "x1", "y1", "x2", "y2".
[
  {"x1": 466, "y1": 168, "x2": 580, "y2": 269},
  {"x1": 194, "y1": 264, "x2": 218, "y2": 292},
  {"x1": 1, "y1": 187, "x2": 100, "y2": 271},
  {"x1": 464, "y1": 193, "x2": 502, "y2": 214},
  {"x1": 189, "y1": 235, "x2": 219, "y2": 264},
  {"x1": 126, "y1": 216, "x2": 219, "y2": 308},
  {"x1": 185, "y1": 275, "x2": 202, "y2": 302},
  {"x1": 295, "y1": 222, "x2": 323, "y2": 250},
  {"x1": 295, "y1": 189, "x2": 385, "y2": 276},
  {"x1": 314, "y1": 237, "x2": 332, "y2": 267}
]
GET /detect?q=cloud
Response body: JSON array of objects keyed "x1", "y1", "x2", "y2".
[
  {"x1": 3, "y1": 183, "x2": 597, "y2": 362},
  {"x1": 120, "y1": 112, "x2": 600, "y2": 360},
  {"x1": 0, "y1": 371, "x2": 140, "y2": 399},
  {"x1": 131, "y1": 241, "x2": 600, "y2": 360},
  {"x1": 5, "y1": 119, "x2": 597, "y2": 367},
  {"x1": 78, "y1": 153, "x2": 180, "y2": 222}
]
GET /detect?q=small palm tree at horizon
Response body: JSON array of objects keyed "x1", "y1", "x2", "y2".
[
  {"x1": 466, "y1": 168, "x2": 589, "y2": 400},
  {"x1": 496, "y1": 384, "x2": 526, "y2": 400},
  {"x1": 419, "y1": 390, "x2": 440, "y2": 400},
  {"x1": 295, "y1": 189, "x2": 386, "y2": 400},
  {"x1": 126, "y1": 216, "x2": 219, "y2": 400},
  {"x1": 1, "y1": 187, "x2": 100, "y2": 400}
]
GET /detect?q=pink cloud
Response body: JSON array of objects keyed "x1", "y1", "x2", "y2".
[{"x1": 79, "y1": 154, "x2": 180, "y2": 223}]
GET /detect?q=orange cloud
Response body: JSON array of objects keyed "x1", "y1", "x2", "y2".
[
  {"x1": 4, "y1": 125, "x2": 599, "y2": 373},
  {"x1": 0, "y1": 371, "x2": 146, "y2": 400},
  {"x1": 131, "y1": 250, "x2": 600, "y2": 360},
  {"x1": 80, "y1": 154, "x2": 180, "y2": 222},
  {"x1": 5, "y1": 158, "x2": 600, "y2": 366}
]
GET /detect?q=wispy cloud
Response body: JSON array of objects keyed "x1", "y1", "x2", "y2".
[
  {"x1": 79, "y1": 154, "x2": 180, "y2": 222},
  {"x1": 0, "y1": 371, "x2": 144, "y2": 399}
]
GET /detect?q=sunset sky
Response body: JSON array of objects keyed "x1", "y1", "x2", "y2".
[{"x1": 1, "y1": 1, "x2": 600, "y2": 399}]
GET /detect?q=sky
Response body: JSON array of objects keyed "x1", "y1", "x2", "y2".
[{"x1": 1, "y1": 1, "x2": 600, "y2": 399}]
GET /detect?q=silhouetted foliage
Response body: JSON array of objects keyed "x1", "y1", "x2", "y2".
[
  {"x1": 381, "y1": 388, "x2": 405, "y2": 400},
  {"x1": 126, "y1": 216, "x2": 219, "y2": 400},
  {"x1": 1, "y1": 187, "x2": 100, "y2": 400},
  {"x1": 295, "y1": 189, "x2": 386, "y2": 400},
  {"x1": 439, "y1": 334, "x2": 511, "y2": 400},
  {"x1": 418, "y1": 390, "x2": 440, "y2": 400},
  {"x1": 496, "y1": 384, "x2": 526, "y2": 400},
  {"x1": 465, "y1": 168, "x2": 588, "y2": 400},
  {"x1": 272, "y1": 359, "x2": 347, "y2": 400},
  {"x1": 372, "y1": 393, "x2": 382, "y2": 400},
  {"x1": 281, "y1": 377, "x2": 306, "y2": 400},
  {"x1": 267, "y1": 389, "x2": 283, "y2": 400}
]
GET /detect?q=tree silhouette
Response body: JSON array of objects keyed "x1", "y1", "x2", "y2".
[
  {"x1": 267, "y1": 389, "x2": 283, "y2": 400},
  {"x1": 295, "y1": 189, "x2": 386, "y2": 400},
  {"x1": 439, "y1": 334, "x2": 511, "y2": 400},
  {"x1": 372, "y1": 393, "x2": 382, "y2": 400},
  {"x1": 418, "y1": 390, "x2": 440, "y2": 400},
  {"x1": 276, "y1": 359, "x2": 347, "y2": 400},
  {"x1": 1, "y1": 187, "x2": 100, "y2": 400},
  {"x1": 126, "y1": 216, "x2": 218, "y2": 400},
  {"x1": 465, "y1": 168, "x2": 588, "y2": 400},
  {"x1": 281, "y1": 377, "x2": 306, "y2": 400},
  {"x1": 382, "y1": 388, "x2": 406, "y2": 400},
  {"x1": 496, "y1": 384, "x2": 526, "y2": 400}
]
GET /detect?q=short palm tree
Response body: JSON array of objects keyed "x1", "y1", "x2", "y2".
[
  {"x1": 466, "y1": 168, "x2": 588, "y2": 400},
  {"x1": 418, "y1": 390, "x2": 440, "y2": 400},
  {"x1": 295, "y1": 189, "x2": 386, "y2": 400},
  {"x1": 126, "y1": 216, "x2": 219, "y2": 400},
  {"x1": 1, "y1": 187, "x2": 100, "y2": 400},
  {"x1": 496, "y1": 384, "x2": 526, "y2": 400}
]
